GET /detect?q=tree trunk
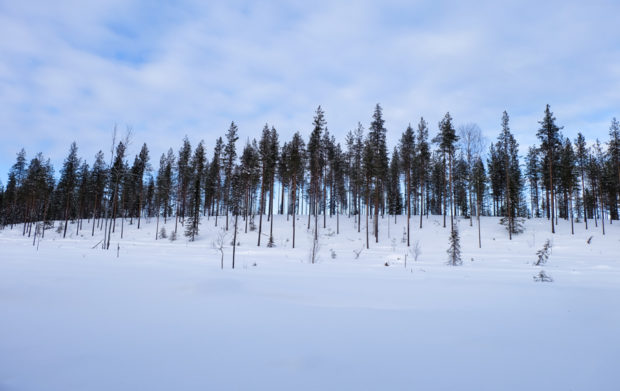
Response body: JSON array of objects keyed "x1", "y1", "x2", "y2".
[
  {"x1": 406, "y1": 170, "x2": 410, "y2": 246},
  {"x1": 292, "y1": 177, "x2": 296, "y2": 248},
  {"x1": 232, "y1": 213, "x2": 238, "y2": 269},
  {"x1": 448, "y1": 153, "x2": 454, "y2": 233},
  {"x1": 550, "y1": 153, "x2": 555, "y2": 234},
  {"x1": 257, "y1": 175, "x2": 265, "y2": 246}
]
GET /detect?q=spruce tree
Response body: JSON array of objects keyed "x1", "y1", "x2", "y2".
[
  {"x1": 447, "y1": 222, "x2": 462, "y2": 266},
  {"x1": 387, "y1": 147, "x2": 402, "y2": 217}
]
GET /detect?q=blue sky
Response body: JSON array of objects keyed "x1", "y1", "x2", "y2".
[{"x1": 1, "y1": 0, "x2": 619, "y2": 179}]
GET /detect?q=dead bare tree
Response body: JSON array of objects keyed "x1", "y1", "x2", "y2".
[
  {"x1": 213, "y1": 228, "x2": 227, "y2": 269},
  {"x1": 458, "y1": 123, "x2": 484, "y2": 227}
]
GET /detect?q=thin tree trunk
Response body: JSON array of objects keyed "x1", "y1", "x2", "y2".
[
  {"x1": 550, "y1": 154, "x2": 555, "y2": 234},
  {"x1": 600, "y1": 183, "x2": 605, "y2": 235},
  {"x1": 570, "y1": 189, "x2": 574, "y2": 235},
  {"x1": 477, "y1": 191, "x2": 482, "y2": 248},
  {"x1": 232, "y1": 213, "x2": 238, "y2": 269},
  {"x1": 292, "y1": 177, "x2": 296, "y2": 248},
  {"x1": 366, "y1": 190, "x2": 369, "y2": 249},
  {"x1": 449, "y1": 153, "x2": 454, "y2": 233},
  {"x1": 406, "y1": 171, "x2": 410, "y2": 246},
  {"x1": 258, "y1": 177, "x2": 265, "y2": 246}
]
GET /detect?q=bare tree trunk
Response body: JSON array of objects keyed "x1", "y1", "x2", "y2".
[
  {"x1": 550, "y1": 154, "x2": 555, "y2": 234},
  {"x1": 443, "y1": 154, "x2": 447, "y2": 228},
  {"x1": 600, "y1": 184, "x2": 605, "y2": 235},
  {"x1": 449, "y1": 153, "x2": 454, "y2": 233},
  {"x1": 245, "y1": 186, "x2": 249, "y2": 234},
  {"x1": 258, "y1": 178, "x2": 265, "y2": 246},
  {"x1": 366, "y1": 190, "x2": 369, "y2": 249},
  {"x1": 269, "y1": 177, "x2": 275, "y2": 245},
  {"x1": 232, "y1": 213, "x2": 238, "y2": 269},
  {"x1": 420, "y1": 169, "x2": 424, "y2": 229},
  {"x1": 570, "y1": 189, "x2": 574, "y2": 235},
  {"x1": 477, "y1": 191, "x2": 482, "y2": 248},
  {"x1": 63, "y1": 198, "x2": 70, "y2": 238},
  {"x1": 406, "y1": 171, "x2": 410, "y2": 246},
  {"x1": 505, "y1": 144, "x2": 512, "y2": 239},
  {"x1": 292, "y1": 177, "x2": 296, "y2": 248}
]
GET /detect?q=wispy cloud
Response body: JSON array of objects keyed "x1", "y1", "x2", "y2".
[{"x1": 1, "y1": 0, "x2": 618, "y2": 176}]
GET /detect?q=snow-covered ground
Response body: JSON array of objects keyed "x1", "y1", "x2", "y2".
[{"x1": 1, "y1": 214, "x2": 619, "y2": 390}]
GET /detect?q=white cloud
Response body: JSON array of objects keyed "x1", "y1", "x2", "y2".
[{"x1": 0, "y1": 0, "x2": 618, "y2": 176}]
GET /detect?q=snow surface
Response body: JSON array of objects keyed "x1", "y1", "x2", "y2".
[{"x1": 1, "y1": 214, "x2": 619, "y2": 391}]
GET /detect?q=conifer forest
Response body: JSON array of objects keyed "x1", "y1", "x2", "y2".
[{"x1": 2, "y1": 104, "x2": 619, "y2": 250}]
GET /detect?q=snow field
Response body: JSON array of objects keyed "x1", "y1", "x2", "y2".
[{"x1": 1, "y1": 214, "x2": 619, "y2": 390}]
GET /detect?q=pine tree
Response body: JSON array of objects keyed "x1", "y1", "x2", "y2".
[
  {"x1": 400, "y1": 124, "x2": 415, "y2": 245},
  {"x1": 287, "y1": 132, "x2": 306, "y2": 248},
  {"x1": 257, "y1": 125, "x2": 272, "y2": 246},
  {"x1": 608, "y1": 118, "x2": 620, "y2": 220},
  {"x1": 575, "y1": 133, "x2": 589, "y2": 228},
  {"x1": 106, "y1": 141, "x2": 126, "y2": 249},
  {"x1": 223, "y1": 122, "x2": 239, "y2": 230},
  {"x1": 471, "y1": 156, "x2": 486, "y2": 248},
  {"x1": 239, "y1": 139, "x2": 260, "y2": 233},
  {"x1": 58, "y1": 142, "x2": 80, "y2": 238},
  {"x1": 208, "y1": 138, "x2": 223, "y2": 225},
  {"x1": 435, "y1": 113, "x2": 459, "y2": 232},
  {"x1": 267, "y1": 126, "x2": 279, "y2": 247},
  {"x1": 416, "y1": 118, "x2": 430, "y2": 228},
  {"x1": 346, "y1": 123, "x2": 365, "y2": 232},
  {"x1": 368, "y1": 104, "x2": 389, "y2": 243},
  {"x1": 134, "y1": 143, "x2": 150, "y2": 229},
  {"x1": 537, "y1": 105, "x2": 563, "y2": 233},
  {"x1": 307, "y1": 106, "x2": 326, "y2": 241},
  {"x1": 496, "y1": 111, "x2": 522, "y2": 238},
  {"x1": 230, "y1": 165, "x2": 244, "y2": 268},
  {"x1": 90, "y1": 151, "x2": 107, "y2": 236},
  {"x1": 525, "y1": 147, "x2": 540, "y2": 218},
  {"x1": 591, "y1": 140, "x2": 606, "y2": 234},
  {"x1": 74, "y1": 161, "x2": 90, "y2": 235},
  {"x1": 559, "y1": 138, "x2": 578, "y2": 234},
  {"x1": 332, "y1": 142, "x2": 347, "y2": 234},
  {"x1": 185, "y1": 142, "x2": 206, "y2": 241}
]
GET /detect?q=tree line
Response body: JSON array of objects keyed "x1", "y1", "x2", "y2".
[{"x1": 1, "y1": 104, "x2": 618, "y2": 252}]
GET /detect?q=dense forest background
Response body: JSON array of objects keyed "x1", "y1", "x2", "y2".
[{"x1": 1, "y1": 104, "x2": 618, "y2": 250}]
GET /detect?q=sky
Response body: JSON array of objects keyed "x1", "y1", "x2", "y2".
[{"x1": 1, "y1": 0, "x2": 619, "y2": 179}]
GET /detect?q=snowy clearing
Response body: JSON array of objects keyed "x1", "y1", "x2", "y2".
[{"x1": 1, "y1": 215, "x2": 619, "y2": 391}]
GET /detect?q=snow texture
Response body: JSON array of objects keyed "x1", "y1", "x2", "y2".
[{"x1": 1, "y1": 215, "x2": 619, "y2": 390}]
